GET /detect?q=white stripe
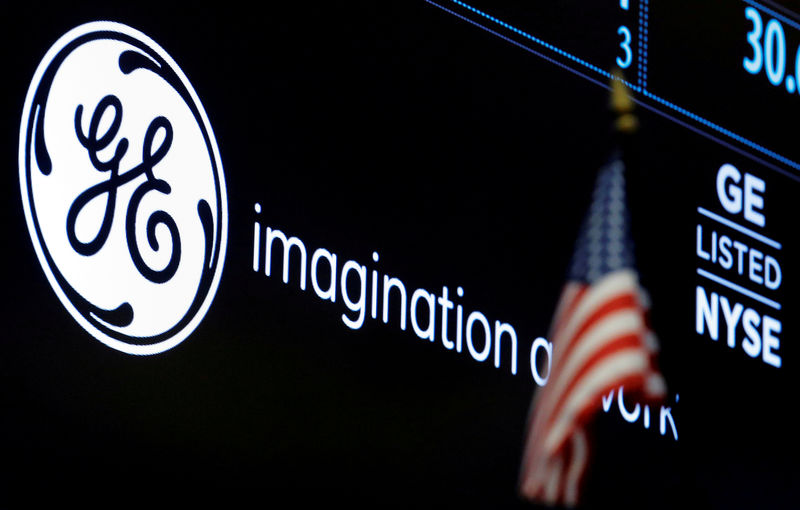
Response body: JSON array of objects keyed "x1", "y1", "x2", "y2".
[
  {"x1": 637, "y1": 287, "x2": 652, "y2": 310},
  {"x1": 534, "y1": 308, "x2": 643, "y2": 443},
  {"x1": 644, "y1": 330, "x2": 659, "y2": 352},
  {"x1": 549, "y1": 283, "x2": 583, "y2": 336},
  {"x1": 563, "y1": 428, "x2": 588, "y2": 507},
  {"x1": 645, "y1": 372, "x2": 667, "y2": 397},
  {"x1": 543, "y1": 349, "x2": 649, "y2": 455},
  {"x1": 533, "y1": 274, "x2": 638, "y2": 442},
  {"x1": 550, "y1": 270, "x2": 638, "y2": 363},
  {"x1": 543, "y1": 455, "x2": 564, "y2": 504},
  {"x1": 522, "y1": 270, "x2": 660, "y2": 504},
  {"x1": 519, "y1": 463, "x2": 540, "y2": 499},
  {"x1": 550, "y1": 309, "x2": 642, "y2": 407},
  {"x1": 525, "y1": 283, "x2": 593, "y2": 449},
  {"x1": 520, "y1": 436, "x2": 545, "y2": 497}
]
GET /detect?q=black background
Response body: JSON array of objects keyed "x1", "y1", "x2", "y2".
[{"x1": 1, "y1": 1, "x2": 798, "y2": 507}]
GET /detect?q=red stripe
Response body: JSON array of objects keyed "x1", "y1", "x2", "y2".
[
  {"x1": 551, "y1": 291, "x2": 641, "y2": 374},
  {"x1": 542, "y1": 334, "x2": 646, "y2": 453},
  {"x1": 549, "y1": 285, "x2": 588, "y2": 339},
  {"x1": 535, "y1": 293, "x2": 642, "y2": 439},
  {"x1": 520, "y1": 278, "x2": 666, "y2": 506},
  {"x1": 521, "y1": 371, "x2": 648, "y2": 502},
  {"x1": 569, "y1": 373, "x2": 647, "y2": 437},
  {"x1": 520, "y1": 336, "x2": 650, "y2": 489}
]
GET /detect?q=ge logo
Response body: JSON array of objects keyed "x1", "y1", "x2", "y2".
[{"x1": 19, "y1": 22, "x2": 228, "y2": 355}]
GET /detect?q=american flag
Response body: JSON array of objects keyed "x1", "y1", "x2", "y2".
[{"x1": 518, "y1": 155, "x2": 666, "y2": 507}]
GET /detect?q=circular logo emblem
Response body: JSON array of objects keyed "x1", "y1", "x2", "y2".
[{"x1": 19, "y1": 22, "x2": 228, "y2": 355}]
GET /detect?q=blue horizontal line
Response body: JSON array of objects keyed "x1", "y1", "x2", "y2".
[
  {"x1": 641, "y1": 92, "x2": 800, "y2": 171},
  {"x1": 429, "y1": 0, "x2": 800, "y2": 173},
  {"x1": 423, "y1": 0, "x2": 636, "y2": 94},
  {"x1": 697, "y1": 268, "x2": 781, "y2": 310},
  {"x1": 743, "y1": 0, "x2": 800, "y2": 32},
  {"x1": 697, "y1": 207, "x2": 782, "y2": 250},
  {"x1": 447, "y1": 0, "x2": 639, "y2": 91},
  {"x1": 631, "y1": 93, "x2": 800, "y2": 182}
]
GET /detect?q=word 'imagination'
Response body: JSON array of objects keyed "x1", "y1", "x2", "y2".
[{"x1": 252, "y1": 204, "x2": 552, "y2": 385}]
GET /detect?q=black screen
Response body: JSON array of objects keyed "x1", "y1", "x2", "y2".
[{"x1": 2, "y1": 1, "x2": 798, "y2": 507}]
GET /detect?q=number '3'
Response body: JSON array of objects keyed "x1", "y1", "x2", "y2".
[
  {"x1": 617, "y1": 26, "x2": 633, "y2": 69},
  {"x1": 744, "y1": 6, "x2": 763, "y2": 74}
]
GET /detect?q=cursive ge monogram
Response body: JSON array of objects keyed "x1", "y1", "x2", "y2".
[
  {"x1": 70, "y1": 95, "x2": 181, "y2": 284},
  {"x1": 19, "y1": 22, "x2": 228, "y2": 355}
]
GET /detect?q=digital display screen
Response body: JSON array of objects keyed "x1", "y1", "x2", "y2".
[{"x1": 2, "y1": 1, "x2": 797, "y2": 507}]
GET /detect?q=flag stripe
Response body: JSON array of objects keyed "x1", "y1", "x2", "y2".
[
  {"x1": 563, "y1": 428, "x2": 588, "y2": 507},
  {"x1": 554, "y1": 292, "x2": 641, "y2": 371},
  {"x1": 549, "y1": 270, "x2": 639, "y2": 363},
  {"x1": 547, "y1": 300, "x2": 643, "y2": 413},
  {"x1": 544, "y1": 332, "x2": 646, "y2": 451},
  {"x1": 534, "y1": 302, "x2": 644, "y2": 441},
  {"x1": 526, "y1": 273, "x2": 641, "y2": 445},
  {"x1": 543, "y1": 348, "x2": 651, "y2": 454},
  {"x1": 543, "y1": 455, "x2": 563, "y2": 503},
  {"x1": 550, "y1": 283, "x2": 586, "y2": 338}
]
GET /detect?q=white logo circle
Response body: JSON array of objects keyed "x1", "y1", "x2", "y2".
[{"x1": 19, "y1": 22, "x2": 228, "y2": 355}]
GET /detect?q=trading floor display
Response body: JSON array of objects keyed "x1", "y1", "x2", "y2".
[{"x1": 2, "y1": 1, "x2": 797, "y2": 507}]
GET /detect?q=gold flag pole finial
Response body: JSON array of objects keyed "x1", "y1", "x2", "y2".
[{"x1": 610, "y1": 69, "x2": 638, "y2": 134}]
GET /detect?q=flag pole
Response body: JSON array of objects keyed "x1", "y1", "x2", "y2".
[
  {"x1": 518, "y1": 67, "x2": 666, "y2": 508},
  {"x1": 610, "y1": 69, "x2": 638, "y2": 135}
]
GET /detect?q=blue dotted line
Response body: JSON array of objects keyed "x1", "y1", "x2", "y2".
[
  {"x1": 642, "y1": 0, "x2": 649, "y2": 90},
  {"x1": 425, "y1": 0, "x2": 620, "y2": 94},
  {"x1": 643, "y1": 91, "x2": 800, "y2": 170},
  {"x1": 449, "y1": 0, "x2": 640, "y2": 91},
  {"x1": 443, "y1": 0, "x2": 800, "y2": 172},
  {"x1": 638, "y1": 0, "x2": 644, "y2": 88}
]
